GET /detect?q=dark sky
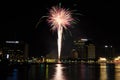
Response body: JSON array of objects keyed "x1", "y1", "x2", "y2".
[{"x1": 0, "y1": 0, "x2": 120, "y2": 56}]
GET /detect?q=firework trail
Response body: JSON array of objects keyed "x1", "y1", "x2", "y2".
[{"x1": 47, "y1": 5, "x2": 74, "y2": 60}]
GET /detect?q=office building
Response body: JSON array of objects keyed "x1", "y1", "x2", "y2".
[
  {"x1": 1, "y1": 41, "x2": 28, "y2": 60},
  {"x1": 73, "y1": 38, "x2": 96, "y2": 61},
  {"x1": 73, "y1": 38, "x2": 88, "y2": 60},
  {"x1": 87, "y1": 44, "x2": 95, "y2": 59}
]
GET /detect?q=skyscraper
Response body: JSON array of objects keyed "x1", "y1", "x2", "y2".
[
  {"x1": 104, "y1": 45, "x2": 114, "y2": 60},
  {"x1": 73, "y1": 38, "x2": 96, "y2": 61},
  {"x1": 1, "y1": 41, "x2": 26, "y2": 60},
  {"x1": 87, "y1": 44, "x2": 95, "y2": 60},
  {"x1": 73, "y1": 39, "x2": 88, "y2": 60}
]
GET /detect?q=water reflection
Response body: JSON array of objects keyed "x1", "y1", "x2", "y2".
[
  {"x1": 115, "y1": 64, "x2": 120, "y2": 80},
  {"x1": 80, "y1": 63, "x2": 86, "y2": 80},
  {"x1": 100, "y1": 63, "x2": 107, "y2": 80},
  {"x1": 7, "y1": 68, "x2": 18, "y2": 80},
  {"x1": 28, "y1": 64, "x2": 46, "y2": 80},
  {"x1": 1, "y1": 63, "x2": 120, "y2": 80},
  {"x1": 100, "y1": 63, "x2": 115, "y2": 80},
  {"x1": 50, "y1": 64, "x2": 66, "y2": 80},
  {"x1": 86, "y1": 64, "x2": 98, "y2": 80},
  {"x1": 46, "y1": 65, "x2": 49, "y2": 80}
]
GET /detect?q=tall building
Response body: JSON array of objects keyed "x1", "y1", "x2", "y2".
[
  {"x1": 104, "y1": 45, "x2": 114, "y2": 60},
  {"x1": 87, "y1": 44, "x2": 95, "y2": 59},
  {"x1": 1, "y1": 41, "x2": 27, "y2": 60},
  {"x1": 73, "y1": 38, "x2": 96, "y2": 61},
  {"x1": 73, "y1": 39, "x2": 88, "y2": 60}
]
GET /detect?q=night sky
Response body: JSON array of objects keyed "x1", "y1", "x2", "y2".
[{"x1": 0, "y1": 0, "x2": 120, "y2": 57}]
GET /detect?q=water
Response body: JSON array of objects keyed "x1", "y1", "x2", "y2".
[{"x1": 0, "y1": 63, "x2": 120, "y2": 80}]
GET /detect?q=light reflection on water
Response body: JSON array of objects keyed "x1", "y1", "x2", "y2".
[
  {"x1": 50, "y1": 64, "x2": 66, "y2": 80},
  {"x1": 100, "y1": 63, "x2": 107, "y2": 80},
  {"x1": 115, "y1": 64, "x2": 120, "y2": 80},
  {"x1": 99, "y1": 63, "x2": 120, "y2": 80},
  {"x1": 1, "y1": 63, "x2": 120, "y2": 80},
  {"x1": 47, "y1": 63, "x2": 99, "y2": 80},
  {"x1": 46, "y1": 64, "x2": 49, "y2": 80}
]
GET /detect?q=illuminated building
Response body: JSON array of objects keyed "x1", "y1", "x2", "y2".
[
  {"x1": 73, "y1": 38, "x2": 96, "y2": 61},
  {"x1": 73, "y1": 38, "x2": 88, "y2": 60},
  {"x1": 87, "y1": 44, "x2": 95, "y2": 60},
  {"x1": 104, "y1": 45, "x2": 114, "y2": 60},
  {"x1": 1, "y1": 41, "x2": 28, "y2": 60}
]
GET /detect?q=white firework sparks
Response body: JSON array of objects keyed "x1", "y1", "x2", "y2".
[{"x1": 47, "y1": 5, "x2": 74, "y2": 60}]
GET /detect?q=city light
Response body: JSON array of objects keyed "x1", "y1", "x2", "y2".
[
  {"x1": 6, "y1": 54, "x2": 9, "y2": 59},
  {"x1": 6, "y1": 41, "x2": 19, "y2": 44},
  {"x1": 98, "y1": 57, "x2": 107, "y2": 63},
  {"x1": 105, "y1": 45, "x2": 108, "y2": 48},
  {"x1": 81, "y1": 39, "x2": 88, "y2": 41},
  {"x1": 114, "y1": 56, "x2": 120, "y2": 63}
]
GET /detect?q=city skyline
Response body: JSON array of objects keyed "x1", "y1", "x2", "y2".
[
  {"x1": 0, "y1": 1, "x2": 120, "y2": 80},
  {"x1": 0, "y1": 0, "x2": 120, "y2": 56}
]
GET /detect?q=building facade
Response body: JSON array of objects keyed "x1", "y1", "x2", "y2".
[
  {"x1": 104, "y1": 45, "x2": 114, "y2": 60},
  {"x1": 73, "y1": 39, "x2": 96, "y2": 61},
  {"x1": 73, "y1": 39, "x2": 88, "y2": 60},
  {"x1": 1, "y1": 41, "x2": 28, "y2": 60},
  {"x1": 87, "y1": 44, "x2": 95, "y2": 59}
]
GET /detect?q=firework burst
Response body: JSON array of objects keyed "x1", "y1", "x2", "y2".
[{"x1": 47, "y1": 5, "x2": 74, "y2": 61}]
